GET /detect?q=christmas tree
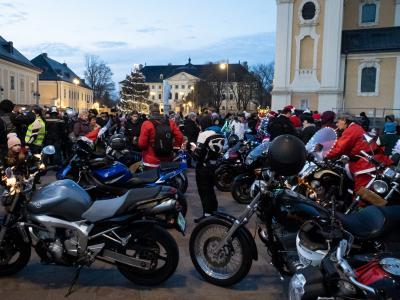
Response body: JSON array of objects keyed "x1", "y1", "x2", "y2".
[{"x1": 118, "y1": 65, "x2": 150, "y2": 113}]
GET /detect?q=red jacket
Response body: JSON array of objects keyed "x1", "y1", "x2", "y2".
[
  {"x1": 138, "y1": 117, "x2": 183, "y2": 167},
  {"x1": 326, "y1": 123, "x2": 392, "y2": 191},
  {"x1": 290, "y1": 115, "x2": 302, "y2": 128}
]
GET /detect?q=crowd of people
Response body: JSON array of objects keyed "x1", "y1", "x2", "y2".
[{"x1": 1, "y1": 98, "x2": 400, "y2": 221}]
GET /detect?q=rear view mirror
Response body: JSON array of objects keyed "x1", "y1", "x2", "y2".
[
  {"x1": 42, "y1": 145, "x2": 56, "y2": 155},
  {"x1": 363, "y1": 134, "x2": 374, "y2": 144}
]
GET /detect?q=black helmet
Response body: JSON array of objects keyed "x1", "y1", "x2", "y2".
[
  {"x1": 228, "y1": 134, "x2": 239, "y2": 148},
  {"x1": 266, "y1": 135, "x2": 306, "y2": 176},
  {"x1": 110, "y1": 134, "x2": 126, "y2": 150},
  {"x1": 76, "y1": 137, "x2": 94, "y2": 157}
]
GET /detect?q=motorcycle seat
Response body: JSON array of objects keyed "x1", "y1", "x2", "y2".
[
  {"x1": 82, "y1": 186, "x2": 163, "y2": 222},
  {"x1": 128, "y1": 169, "x2": 160, "y2": 185},
  {"x1": 336, "y1": 206, "x2": 400, "y2": 240},
  {"x1": 160, "y1": 162, "x2": 181, "y2": 172}
]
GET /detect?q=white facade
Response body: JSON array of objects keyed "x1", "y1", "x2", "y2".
[{"x1": 0, "y1": 58, "x2": 40, "y2": 105}]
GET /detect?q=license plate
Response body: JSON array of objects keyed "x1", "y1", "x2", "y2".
[{"x1": 177, "y1": 212, "x2": 186, "y2": 233}]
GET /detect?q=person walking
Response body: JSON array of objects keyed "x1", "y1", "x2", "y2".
[
  {"x1": 25, "y1": 105, "x2": 46, "y2": 154},
  {"x1": 44, "y1": 106, "x2": 66, "y2": 165},
  {"x1": 125, "y1": 110, "x2": 143, "y2": 151}
]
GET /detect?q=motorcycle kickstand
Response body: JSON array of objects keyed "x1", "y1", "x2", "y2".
[{"x1": 65, "y1": 265, "x2": 84, "y2": 297}]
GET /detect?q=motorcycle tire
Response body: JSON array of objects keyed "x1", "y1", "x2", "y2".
[
  {"x1": 0, "y1": 228, "x2": 31, "y2": 276},
  {"x1": 117, "y1": 225, "x2": 179, "y2": 286},
  {"x1": 189, "y1": 217, "x2": 253, "y2": 286},
  {"x1": 231, "y1": 176, "x2": 253, "y2": 204},
  {"x1": 215, "y1": 166, "x2": 235, "y2": 192}
]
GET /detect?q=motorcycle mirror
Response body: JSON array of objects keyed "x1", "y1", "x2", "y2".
[
  {"x1": 42, "y1": 145, "x2": 56, "y2": 156},
  {"x1": 337, "y1": 239, "x2": 348, "y2": 261},
  {"x1": 363, "y1": 134, "x2": 375, "y2": 145},
  {"x1": 339, "y1": 155, "x2": 350, "y2": 164}
]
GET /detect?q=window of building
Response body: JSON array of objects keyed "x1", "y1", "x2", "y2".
[
  {"x1": 175, "y1": 92, "x2": 178, "y2": 100},
  {"x1": 302, "y1": 2, "x2": 316, "y2": 20},
  {"x1": 181, "y1": 85, "x2": 185, "y2": 89},
  {"x1": 151, "y1": 85, "x2": 155, "y2": 89},
  {"x1": 64, "y1": 89, "x2": 66, "y2": 99},
  {"x1": 152, "y1": 95, "x2": 155, "y2": 100},
  {"x1": 361, "y1": 67, "x2": 377, "y2": 93},
  {"x1": 358, "y1": 60, "x2": 380, "y2": 96},
  {"x1": 230, "y1": 94, "x2": 233, "y2": 100},
  {"x1": 169, "y1": 92, "x2": 172, "y2": 99},
  {"x1": 31, "y1": 81, "x2": 35, "y2": 94},
  {"x1": 20, "y1": 79, "x2": 24, "y2": 92},
  {"x1": 222, "y1": 106, "x2": 225, "y2": 110},
  {"x1": 10, "y1": 76, "x2": 15, "y2": 90},
  {"x1": 222, "y1": 94, "x2": 226, "y2": 100},
  {"x1": 300, "y1": 99, "x2": 309, "y2": 110},
  {"x1": 360, "y1": 1, "x2": 379, "y2": 26},
  {"x1": 188, "y1": 85, "x2": 192, "y2": 89},
  {"x1": 158, "y1": 94, "x2": 162, "y2": 100},
  {"x1": 175, "y1": 85, "x2": 179, "y2": 89},
  {"x1": 159, "y1": 85, "x2": 162, "y2": 89}
]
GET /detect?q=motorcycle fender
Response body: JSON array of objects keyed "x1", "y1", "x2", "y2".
[
  {"x1": 234, "y1": 173, "x2": 254, "y2": 183},
  {"x1": 313, "y1": 170, "x2": 340, "y2": 179},
  {"x1": 211, "y1": 211, "x2": 258, "y2": 261},
  {"x1": 125, "y1": 219, "x2": 162, "y2": 233}
]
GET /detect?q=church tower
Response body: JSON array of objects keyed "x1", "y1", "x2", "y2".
[{"x1": 272, "y1": 0, "x2": 344, "y2": 112}]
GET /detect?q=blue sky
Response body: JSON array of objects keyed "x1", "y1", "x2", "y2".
[{"x1": 1, "y1": 0, "x2": 276, "y2": 84}]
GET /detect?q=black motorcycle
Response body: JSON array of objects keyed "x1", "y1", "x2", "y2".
[{"x1": 0, "y1": 147, "x2": 185, "y2": 290}]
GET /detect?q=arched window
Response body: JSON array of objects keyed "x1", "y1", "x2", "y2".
[{"x1": 361, "y1": 67, "x2": 377, "y2": 93}]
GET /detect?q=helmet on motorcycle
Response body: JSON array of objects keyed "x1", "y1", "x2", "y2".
[
  {"x1": 208, "y1": 135, "x2": 225, "y2": 154},
  {"x1": 228, "y1": 134, "x2": 239, "y2": 148},
  {"x1": 49, "y1": 106, "x2": 58, "y2": 114},
  {"x1": 76, "y1": 136, "x2": 94, "y2": 157},
  {"x1": 296, "y1": 220, "x2": 330, "y2": 268},
  {"x1": 109, "y1": 134, "x2": 126, "y2": 150},
  {"x1": 266, "y1": 135, "x2": 306, "y2": 176},
  {"x1": 65, "y1": 108, "x2": 78, "y2": 119}
]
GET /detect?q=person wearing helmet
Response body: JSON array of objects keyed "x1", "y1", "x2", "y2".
[
  {"x1": 326, "y1": 113, "x2": 392, "y2": 194},
  {"x1": 44, "y1": 106, "x2": 66, "y2": 166},
  {"x1": 191, "y1": 129, "x2": 225, "y2": 223}
]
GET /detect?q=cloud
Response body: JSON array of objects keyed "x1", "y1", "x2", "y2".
[
  {"x1": 0, "y1": 2, "x2": 27, "y2": 25},
  {"x1": 23, "y1": 42, "x2": 80, "y2": 58},
  {"x1": 136, "y1": 26, "x2": 165, "y2": 33},
  {"x1": 94, "y1": 41, "x2": 129, "y2": 49}
]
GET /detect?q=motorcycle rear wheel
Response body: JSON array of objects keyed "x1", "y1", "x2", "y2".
[
  {"x1": 231, "y1": 177, "x2": 253, "y2": 204},
  {"x1": 0, "y1": 228, "x2": 31, "y2": 276},
  {"x1": 117, "y1": 225, "x2": 179, "y2": 285},
  {"x1": 189, "y1": 217, "x2": 253, "y2": 286}
]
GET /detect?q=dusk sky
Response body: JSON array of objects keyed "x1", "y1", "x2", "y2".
[{"x1": 1, "y1": 0, "x2": 276, "y2": 85}]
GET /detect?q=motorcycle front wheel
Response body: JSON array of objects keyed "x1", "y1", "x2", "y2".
[
  {"x1": 215, "y1": 166, "x2": 235, "y2": 192},
  {"x1": 231, "y1": 176, "x2": 253, "y2": 204},
  {"x1": 0, "y1": 228, "x2": 31, "y2": 276},
  {"x1": 117, "y1": 225, "x2": 179, "y2": 285},
  {"x1": 189, "y1": 217, "x2": 253, "y2": 286}
]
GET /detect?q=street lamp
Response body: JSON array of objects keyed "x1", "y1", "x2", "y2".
[
  {"x1": 219, "y1": 60, "x2": 229, "y2": 113},
  {"x1": 73, "y1": 78, "x2": 80, "y2": 85}
]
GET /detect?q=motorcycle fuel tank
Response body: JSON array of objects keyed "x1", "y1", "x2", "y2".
[
  {"x1": 91, "y1": 161, "x2": 132, "y2": 185},
  {"x1": 28, "y1": 179, "x2": 92, "y2": 221}
]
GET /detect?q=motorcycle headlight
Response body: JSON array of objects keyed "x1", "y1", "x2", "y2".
[
  {"x1": 371, "y1": 180, "x2": 388, "y2": 195},
  {"x1": 289, "y1": 273, "x2": 306, "y2": 300}
]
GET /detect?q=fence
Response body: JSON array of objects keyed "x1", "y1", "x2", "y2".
[{"x1": 332, "y1": 107, "x2": 400, "y2": 130}]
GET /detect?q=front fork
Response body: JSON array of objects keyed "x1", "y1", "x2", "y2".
[{"x1": 214, "y1": 192, "x2": 261, "y2": 253}]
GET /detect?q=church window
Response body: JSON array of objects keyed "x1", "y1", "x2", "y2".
[
  {"x1": 361, "y1": 67, "x2": 377, "y2": 93},
  {"x1": 301, "y1": 2, "x2": 316, "y2": 20}
]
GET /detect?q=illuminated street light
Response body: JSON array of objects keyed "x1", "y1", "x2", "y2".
[
  {"x1": 73, "y1": 78, "x2": 80, "y2": 85},
  {"x1": 219, "y1": 63, "x2": 227, "y2": 70}
]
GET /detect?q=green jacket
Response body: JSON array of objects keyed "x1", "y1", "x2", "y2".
[{"x1": 25, "y1": 117, "x2": 46, "y2": 146}]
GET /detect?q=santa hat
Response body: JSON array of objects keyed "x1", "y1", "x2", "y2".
[
  {"x1": 283, "y1": 105, "x2": 295, "y2": 114},
  {"x1": 7, "y1": 133, "x2": 21, "y2": 149}
]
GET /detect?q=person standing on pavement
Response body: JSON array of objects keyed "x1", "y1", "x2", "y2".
[
  {"x1": 25, "y1": 105, "x2": 46, "y2": 154},
  {"x1": 44, "y1": 106, "x2": 66, "y2": 165},
  {"x1": 138, "y1": 103, "x2": 183, "y2": 169},
  {"x1": 267, "y1": 106, "x2": 298, "y2": 141},
  {"x1": 184, "y1": 112, "x2": 200, "y2": 145},
  {"x1": 73, "y1": 112, "x2": 91, "y2": 138},
  {"x1": 125, "y1": 110, "x2": 143, "y2": 151},
  {"x1": 300, "y1": 114, "x2": 318, "y2": 144}
]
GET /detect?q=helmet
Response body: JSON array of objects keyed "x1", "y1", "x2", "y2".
[
  {"x1": 266, "y1": 135, "x2": 306, "y2": 176},
  {"x1": 208, "y1": 136, "x2": 225, "y2": 154},
  {"x1": 228, "y1": 134, "x2": 239, "y2": 148},
  {"x1": 296, "y1": 220, "x2": 330, "y2": 268},
  {"x1": 65, "y1": 108, "x2": 78, "y2": 119},
  {"x1": 109, "y1": 134, "x2": 126, "y2": 150},
  {"x1": 76, "y1": 137, "x2": 94, "y2": 157},
  {"x1": 49, "y1": 106, "x2": 58, "y2": 114}
]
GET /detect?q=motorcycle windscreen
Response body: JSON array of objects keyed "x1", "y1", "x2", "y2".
[{"x1": 305, "y1": 127, "x2": 337, "y2": 161}]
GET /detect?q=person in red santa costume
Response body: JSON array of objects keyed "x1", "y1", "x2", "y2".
[
  {"x1": 326, "y1": 113, "x2": 392, "y2": 194},
  {"x1": 284, "y1": 105, "x2": 302, "y2": 128}
]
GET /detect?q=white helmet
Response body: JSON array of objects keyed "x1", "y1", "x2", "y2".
[{"x1": 208, "y1": 136, "x2": 225, "y2": 154}]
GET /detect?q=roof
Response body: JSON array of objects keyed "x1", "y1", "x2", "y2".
[
  {"x1": 30, "y1": 53, "x2": 92, "y2": 89},
  {"x1": 125, "y1": 59, "x2": 251, "y2": 83},
  {"x1": 0, "y1": 36, "x2": 41, "y2": 72},
  {"x1": 342, "y1": 26, "x2": 400, "y2": 54}
]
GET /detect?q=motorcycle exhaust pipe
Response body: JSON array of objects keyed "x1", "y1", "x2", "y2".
[{"x1": 147, "y1": 199, "x2": 177, "y2": 215}]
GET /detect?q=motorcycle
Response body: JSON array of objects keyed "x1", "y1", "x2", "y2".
[
  {"x1": 289, "y1": 240, "x2": 400, "y2": 299},
  {"x1": 231, "y1": 141, "x2": 269, "y2": 204},
  {"x1": 189, "y1": 136, "x2": 400, "y2": 286},
  {"x1": 57, "y1": 137, "x2": 188, "y2": 196},
  {"x1": 215, "y1": 140, "x2": 259, "y2": 192},
  {"x1": 0, "y1": 146, "x2": 185, "y2": 290}
]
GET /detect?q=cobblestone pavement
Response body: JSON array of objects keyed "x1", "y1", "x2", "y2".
[{"x1": 0, "y1": 170, "x2": 285, "y2": 300}]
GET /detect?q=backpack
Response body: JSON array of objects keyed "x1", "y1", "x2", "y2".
[
  {"x1": 0, "y1": 115, "x2": 16, "y2": 146},
  {"x1": 151, "y1": 117, "x2": 173, "y2": 156}
]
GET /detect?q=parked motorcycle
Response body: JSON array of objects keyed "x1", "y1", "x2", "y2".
[
  {"x1": 189, "y1": 135, "x2": 400, "y2": 286},
  {"x1": 0, "y1": 146, "x2": 185, "y2": 289}
]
